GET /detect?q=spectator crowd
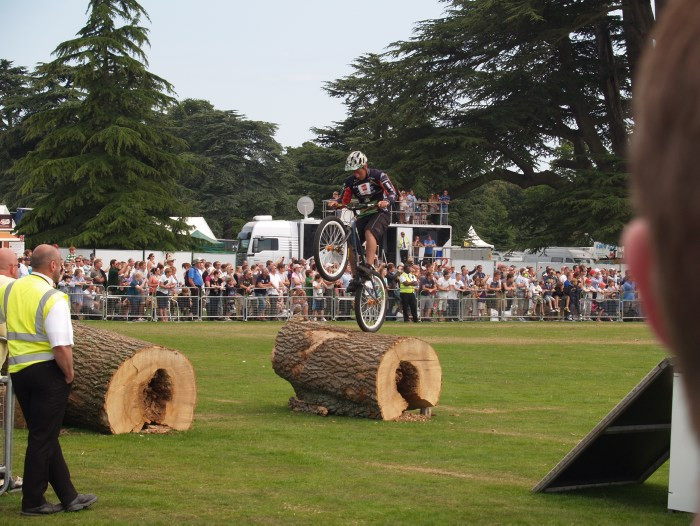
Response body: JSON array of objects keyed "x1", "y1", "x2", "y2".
[
  {"x1": 394, "y1": 189, "x2": 451, "y2": 226},
  {"x1": 14, "y1": 245, "x2": 639, "y2": 323},
  {"x1": 326, "y1": 189, "x2": 451, "y2": 226}
]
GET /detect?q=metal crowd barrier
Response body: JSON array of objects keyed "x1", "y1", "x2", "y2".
[
  {"x1": 105, "y1": 286, "x2": 140, "y2": 320},
  {"x1": 385, "y1": 288, "x2": 401, "y2": 322},
  {"x1": 621, "y1": 298, "x2": 644, "y2": 321},
  {"x1": 460, "y1": 295, "x2": 489, "y2": 321},
  {"x1": 229, "y1": 294, "x2": 285, "y2": 321},
  {"x1": 171, "y1": 287, "x2": 199, "y2": 321},
  {"x1": 61, "y1": 284, "x2": 643, "y2": 323},
  {"x1": 333, "y1": 293, "x2": 355, "y2": 322},
  {"x1": 65, "y1": 285, "x2": 105, "y2": 320},
  {"x1": 0, "y1": 372, "x2": 14, "y2": 496}
]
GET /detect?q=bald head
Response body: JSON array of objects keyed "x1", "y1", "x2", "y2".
[
  {"x1": 31, "y1": 244, "x2": 63, "y2": 282},
  {"x1": 0, "y1": 248, "x2": 18, "y2": 279}
]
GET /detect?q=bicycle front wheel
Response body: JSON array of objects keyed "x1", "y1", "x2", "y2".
[
  {"x1": 313, "y1": 216, "x2": 348, "y2": 281},
  {"x1": 354, "y1": 270, "x2": 387, "y2": 332}
]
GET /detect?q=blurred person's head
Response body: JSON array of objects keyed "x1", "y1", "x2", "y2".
[{"x1": 0, "y1": 248, "x2": 19, "y2": 279}]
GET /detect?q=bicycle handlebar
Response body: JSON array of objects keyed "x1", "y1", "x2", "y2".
[{"x1": 344, "y1": 202, "x2": 379, "y2": 213}]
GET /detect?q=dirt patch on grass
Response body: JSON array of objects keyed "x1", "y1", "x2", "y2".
[
  {"x1": 395, "y1": 412, "x2": 431, "y2": 422},
  {"x1": 366, "y1": 461, "x2": 531, "y2": 487},
  {"x1": 472, "y1": 428, "x2": 574, "y2": 443},
  {"x1": 210, "y1": 398, "x2": 243, "y2": 404},
  {"x1": 425, "y1": 335, "x2": 655, "y2": 346},
  {"x1": 438, "y1": 404, "x2": 563, "y2": 415},
  {"x1": 195, "y1": 413, "x2": 236, "y2": 422},
  {"x1": 282, "y1": 502, "x2": 324, "y2": 515}
]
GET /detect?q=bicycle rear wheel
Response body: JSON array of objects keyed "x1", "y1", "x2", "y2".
[
  {"x1": 313, "y1": 216, "x2": 348, "y2": 281},
  {"x1": 354, "y1": 270, "x2": 387, "y2": 332}
]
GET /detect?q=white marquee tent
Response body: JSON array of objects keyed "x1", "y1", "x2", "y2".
[{"x1": 464, "y1": 225, "x2": 494, "y2": 249}]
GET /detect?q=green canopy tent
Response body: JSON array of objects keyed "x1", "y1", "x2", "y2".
[{"x1": 191, "y1": 229, "x2": 224, "y2": 251}]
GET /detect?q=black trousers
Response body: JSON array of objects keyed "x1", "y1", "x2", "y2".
[
  {"x1": 400, "y1": 292, "x2": 418, "y2": 322},
  {"x1": 11, "y1": 360, "x2": 78, "y2": 509},
  {"x1": 399, "y1": 249, "x2": 409, "y2": 264}
]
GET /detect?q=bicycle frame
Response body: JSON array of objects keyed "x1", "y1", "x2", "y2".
[
  {"x1": 314, "y1": 203, "x2": 388, "y2": 331},
  {"x1": 342, "y1": 206, "x2": 384, "y2": 302},
  {"x1": 344, "y1": 212, "x2": 367, "y2": 273}
]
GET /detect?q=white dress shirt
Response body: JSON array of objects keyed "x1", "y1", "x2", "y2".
[{"x1": 31, "y1": 272, "x2": 74, "y2": 348}]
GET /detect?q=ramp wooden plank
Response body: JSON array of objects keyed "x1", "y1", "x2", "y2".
[{"x1": 533, "y1": 358, "x2": 673, "y2": 493}]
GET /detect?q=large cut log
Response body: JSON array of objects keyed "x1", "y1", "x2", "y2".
[
  {"x1": 272, "y1": 320, "x2": 441, "y2": 420},
  {"x1": 63, "y1": 323, "x2": 197, "y2": 434}
]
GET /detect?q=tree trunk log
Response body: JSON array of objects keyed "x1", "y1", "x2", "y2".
[
  {"x1": 63, "y1": 323, "x2": 197, "y2": 434},
  {"x1": 272, "y1": 320, "x2": 442, "y2": 420}
]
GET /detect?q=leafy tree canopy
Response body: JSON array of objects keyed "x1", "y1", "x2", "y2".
[
  {"x1": 315, "y1": 0, "x2": 659, "y2": 247},
  {"x1": 12, "y1": 0, "x2": 194, "y2": 249},
  {"x1": 165, "y1": 98, "x2": 297, "y2": 239},
  {"x1": 284, "y1": 141, "x2": 346, "y2": 211}
]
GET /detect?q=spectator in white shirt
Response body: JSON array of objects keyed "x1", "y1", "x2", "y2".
[
  {"x1": 437, "y1": 269, "x2": 453, "y2": 321},
  {"x1": 451, "y1": 273, "x2": 465, "y2": 319},
  {"x1": 530, "y1": 280, "x2": 544, "y2": 320},
  {"x1": 18, "y1": 256, "x2": 30, "y2": 277},
  {"x1": 156, "y1": 267, "x2": 177, "y2": 321},
  {"x1": 312, "y1": 273, "x2": 327, "y2": 321}
]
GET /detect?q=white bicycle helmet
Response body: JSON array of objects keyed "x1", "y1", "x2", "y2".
[{"x1": 345, "y1": 151, "x2": 367, "y2": 171}]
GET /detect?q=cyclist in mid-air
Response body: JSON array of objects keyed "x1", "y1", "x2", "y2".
[{"x1": 329, "y1": 151, "x2": 397, "y2": 289}]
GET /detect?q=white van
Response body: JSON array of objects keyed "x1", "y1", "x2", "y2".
[{"x1": 523, "y1": 247, "x2": 596, "y2": 266}]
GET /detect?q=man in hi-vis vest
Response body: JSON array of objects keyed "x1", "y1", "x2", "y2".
[
  {"x1": 0, "y1": 248, "x2": 19, "y2": 366},
  {"x1": 0, "y1": 245, "x2": 97, "y2": 516},
  {"x1": 398, "y1": 264, "x2": 419, "y2": 323}
]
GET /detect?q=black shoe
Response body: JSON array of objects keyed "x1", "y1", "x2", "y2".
[
  {"x1": 64, "y1": 493, "x2": 98, "y2": 512},
  {"x1": 357, "y1": 263, "x2": 373, "y2": 279},
  {"x1": 346, "y1": 279, "x2": 360, "y2": 294},
  {"x1": 21, "y1": 503, "x2": 63, "y2": 516}
]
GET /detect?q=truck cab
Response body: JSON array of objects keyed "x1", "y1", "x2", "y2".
[{"x1": 236, "y1": 216, "x2": 319, "y2": 265}]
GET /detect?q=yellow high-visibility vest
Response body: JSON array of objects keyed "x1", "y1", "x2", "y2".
[
  {"x1": 0, "y1": 275, "x2": 13, "y2": 365},
  {"x1": 0, "y1": 274, "x2": 68, "y2": 373},
  {"x1": 399, "y1": 272, "x2": 416, "y2": 294}
]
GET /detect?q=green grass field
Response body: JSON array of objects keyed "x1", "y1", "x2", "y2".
[{"x1": 0, "y1": 321, "x2": 691, "y2": 524}]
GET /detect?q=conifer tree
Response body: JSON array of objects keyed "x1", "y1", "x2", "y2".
[
  {"x1": 14, "y1": 0, "x2": 192, "y2": 249},
  {"x1": 0, "y1": 59, "x2": 30, "y2": 204}
]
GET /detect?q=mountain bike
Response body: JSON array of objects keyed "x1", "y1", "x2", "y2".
[{"x1": 313, "y1": 203, "x2": 387, "y2": 332}]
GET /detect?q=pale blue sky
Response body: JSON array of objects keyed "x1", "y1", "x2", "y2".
[{"x1": 0, "y1": 0, "x2": 446, "y2": 147}]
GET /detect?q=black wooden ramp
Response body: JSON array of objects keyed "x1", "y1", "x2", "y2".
[{"x1": 533, "y1": 358, "x2": 673, "y2": 493}]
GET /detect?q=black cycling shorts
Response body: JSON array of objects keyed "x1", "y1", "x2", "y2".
[{"x1": 356, "y1": 210, "x2": 390, "y2": 244}]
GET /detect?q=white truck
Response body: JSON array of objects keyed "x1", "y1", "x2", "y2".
[{"x1": 236, "y1": 216, "x2": 320, "y2": 265}]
